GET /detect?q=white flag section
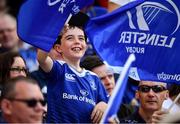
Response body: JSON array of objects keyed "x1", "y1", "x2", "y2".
[{"x1": 100, "y1": 54, "x2": 136, "y2": 123}]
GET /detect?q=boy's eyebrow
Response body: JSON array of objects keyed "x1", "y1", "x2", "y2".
[
  {"x1": 64, "y1": 35, "x2": 73, "y2": 38},
  {"x1": 78, "y1": 35, "x2": 85, "y2": 38},
  {"x1": 62, "y1": 35, "x2": 73, "y2": 40},
  {"x1": 64, "y1": 34, "x2": 85, "y2": 39}
]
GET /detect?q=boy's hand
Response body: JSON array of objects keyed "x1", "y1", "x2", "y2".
[{"x1": 91, "y1": 101, "x2": 107, "y2": 123}]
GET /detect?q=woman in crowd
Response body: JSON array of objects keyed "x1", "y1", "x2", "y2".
[{"x1": 0, "y1": 51, "x2": 28, "y2": 86}]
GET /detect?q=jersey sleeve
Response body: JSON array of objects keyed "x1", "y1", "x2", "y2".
[{"x1": 45, "y1": 60, "x2": 64, "y2": 83}]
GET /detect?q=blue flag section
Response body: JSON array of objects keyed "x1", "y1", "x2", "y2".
[
  {"x1": 85, "y1": 0, "x2": 180, "y2": 84},
  {"x1": 17, "y1": 0, "x2": 93, "y2": 52},
  {"x1": 101, "y1": 54, "x2": 136, "y2": 123}
]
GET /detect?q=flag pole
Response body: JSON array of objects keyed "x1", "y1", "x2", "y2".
[
  {"x1": 100, "y1": 54, "x2": 136, "y2": 123},
  {"x1": 65, "y1": 14, "x2": 72, "y2": 24}
]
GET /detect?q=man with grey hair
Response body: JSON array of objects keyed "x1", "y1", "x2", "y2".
[{"x1": 0, "y1": 76, "x2": 46, "y2": 123}]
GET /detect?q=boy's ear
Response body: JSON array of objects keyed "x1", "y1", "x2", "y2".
[{"x1": 54, "y1": 44, "x2": 62, "y2": 53}]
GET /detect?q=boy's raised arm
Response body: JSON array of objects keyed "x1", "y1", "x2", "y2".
[{"x1": 37, "y1": 49, "x2": 53, "y2": 73}]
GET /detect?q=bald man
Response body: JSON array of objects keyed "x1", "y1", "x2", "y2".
[{"x1": 0, "y1": 13, "x2": 19, "y2": 53}]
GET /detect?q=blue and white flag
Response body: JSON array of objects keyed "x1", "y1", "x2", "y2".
[
  {"x1": 17, "y1": 0, "x2": 93, "y2": 52},
  {"x1": 85, "y1": 0, "x2": 180, "y2": 84},
  {"x1": 101, "y1": 54, "x2": 136, "y2": 123}
]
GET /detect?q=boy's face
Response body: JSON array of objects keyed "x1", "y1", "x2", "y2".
[{"x1": 59, "y1": 27, "x2": 87, "y2": 61}]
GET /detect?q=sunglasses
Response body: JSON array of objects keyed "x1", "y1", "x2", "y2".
[
  {"x1": 10, "y1": 67, "x2": 28, "y2": 74},
  {"x1": 8, "y1": 98, "x2": 46, "y2": 108},
  {"x1": 138, "y1": 85, "x2": 166, "y2": 93}
]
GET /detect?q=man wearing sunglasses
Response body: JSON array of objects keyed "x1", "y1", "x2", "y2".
[
  {"x1": 0, "y1": 76, "x2": 46, "y2": 123},
  {"x1": 120, "y1": 80, "x2": 169, "y2": 123}
]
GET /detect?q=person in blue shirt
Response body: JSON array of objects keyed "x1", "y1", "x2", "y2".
[{"x1": 37, "y1": 12, "x2": 108, "y2": 123}]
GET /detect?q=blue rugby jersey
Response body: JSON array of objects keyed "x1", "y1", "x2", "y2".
[{"x1": 46, "y1": 60, "x2": 108, "y2": 123}]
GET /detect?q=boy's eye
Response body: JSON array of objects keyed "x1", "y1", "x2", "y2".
[
  {"x1": 79, "y1": 37, "x2": 85, "y2": 41},
  {"x1": 66, "y1": 36, "x2": 73, "y2": 40}
]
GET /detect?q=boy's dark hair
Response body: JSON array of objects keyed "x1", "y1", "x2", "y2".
[
  {"x1": 68, "y1": 12, "x2": 89, "y2": 27},
  {"x1": 55, "y1": 26, "x2": 87, "y2": 45},
  {"x1": 55, "y1": 12, "x2": 89, "y2": 45}
]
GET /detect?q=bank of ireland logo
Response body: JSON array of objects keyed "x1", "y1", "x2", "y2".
[
  {"x1": 80, "y1": 89, "x2": 89, "y2": 96},
  {"x1": 127, "y1": 0, "x2": 180, "y2": 35}
]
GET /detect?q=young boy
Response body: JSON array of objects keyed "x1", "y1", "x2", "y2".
[{"x1": 37, "y1": 12, "x2": 108, "y2": 123}]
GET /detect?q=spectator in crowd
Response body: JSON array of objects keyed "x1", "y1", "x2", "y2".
[
  {"x1": 81, "y1": 55, "x2": 138, "y2": 104},
  {"x1": 0, "y1": 0, "x2": 8, "y2": 14},
  {"x1": 0, "y1": 13, "x2": 38, "y2": 72},
  {"x1": 0, "y1": 76, "x2": 45, "y2": 123},
  {"x1": 81, "y1": 55, "x2": 115, "y2": 96},
  {"x1": 37, "y1": 12, "x2": 108, "y2": 123},
  {"x1": 120, "y1": 80, "x2": 169, "y2": 123},
  {"x1": 81, "y1": 55, "x2": 136, "y2": 120},
  {"x1": 81, "y1": 55, "x2": 139, "y2": 105},
  {"x1": 0, "y1": 51, "x2": 28, "y2": 87},
  {"x1": 0, "y1": 13, "x2": 19, "y2": 53}
]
